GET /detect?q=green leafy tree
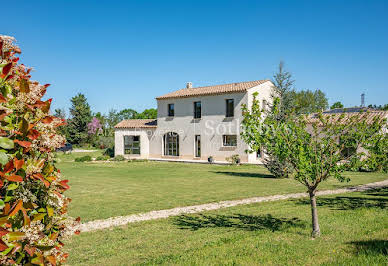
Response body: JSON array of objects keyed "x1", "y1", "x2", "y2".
[
  {"x1": 241, "y1": 93, "x2": 385, "y2": 237},
  {"x1": 135, "y1": 108, "x2": 157, "y2": 119},
  {"x1": 291, "y1": 89, "x2": 329, "y2": 114},
  {"x1": 118, "y1": 108, "x2": 138, "y2": 120},
  {"x1": 67, "y1": 93, "x2": 92, "y2": 144},
  {"x1": 330, "y1": 101, "x2": 344, "y2": 109}
]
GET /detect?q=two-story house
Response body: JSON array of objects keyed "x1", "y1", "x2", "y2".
[{"x1": 114, "y1": 80, "x2": 274, "y2": 163}]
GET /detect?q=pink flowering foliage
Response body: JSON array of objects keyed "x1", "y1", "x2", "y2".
[{"x1": 87, "y1": 117, "x2": 102, "y2": 135}]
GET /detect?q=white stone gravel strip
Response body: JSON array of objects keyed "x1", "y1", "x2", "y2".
[{"x1": 79, "y1": 179, "x2": 388, "y2": 233}]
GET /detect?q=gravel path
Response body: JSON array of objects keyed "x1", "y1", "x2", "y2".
[{"x1": 79, "y1": 179, "x2": 388, "y2": 233}]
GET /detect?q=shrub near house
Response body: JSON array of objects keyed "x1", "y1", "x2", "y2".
[{"x1": 0, "y1": 36, "x2": 78, "y2": 264}]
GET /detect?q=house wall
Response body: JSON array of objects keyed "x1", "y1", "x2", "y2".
[
  {"x1": 150, "y1": 81, "x2": 274, "y2": 163},
  {"x1": 114, "y1": 128, "x2": 155, "y2": 159}
]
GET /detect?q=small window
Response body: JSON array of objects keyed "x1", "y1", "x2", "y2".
[
  {"x1": 193, "y1": 101, "x2": 201, "y2": 119},
  {"x1": 226, "y1": 99, "x2": 234, "y2": 117},
  {"x1": 257, "y1": 148, "x2": 262, "y2": 158},
  {"x1": 223, "y1": 135, "x2": 237, "y2": 147},
  {"x1": 124, "y1": 136, "x2": 140, "y2": 154},
  {"x1": 168, "y1": 104, "x2": 174, "y2": 117}
]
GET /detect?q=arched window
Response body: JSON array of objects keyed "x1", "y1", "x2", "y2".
[{"x1": 164, "y1": 132, "x2": 179, "y2": 156}]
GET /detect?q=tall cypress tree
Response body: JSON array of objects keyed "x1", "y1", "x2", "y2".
[{"x1": 67, "y1": 93, "x2": 92, "y2": 144}]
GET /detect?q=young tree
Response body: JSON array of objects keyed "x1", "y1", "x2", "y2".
[
  {"x1": 241, "y1": 94, "x2": 385, "y2": 237},
  {"x1": 330, "y1": 101, "x2": 344, "y2": 109},
  {"x1": 0, "y1": 35, "x2": 78, "y2": 264},
  {"x1": 67, "y1": 93, "x2": 92, "y2": 144}
]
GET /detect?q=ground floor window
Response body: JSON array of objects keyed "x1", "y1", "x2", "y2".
[
  {"x1": 223, "y1": 135, "x2": 237, "y2": 147},
  {"x1": 257, "y1": 147, "x2": 262, "y2": 158},
  {"x1": 124, "y1": 135, "x2": 140, "y2": 154},
  {"x1": 164, "y1": 132, "x2": 179, "y2": 156}
]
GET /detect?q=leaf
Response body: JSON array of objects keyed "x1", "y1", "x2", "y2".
[
  {"x1": 8, "y1": 200, "x2": 23, "y2": 216},
  {"x1": 0, "y1": 152, "x2": 8, "y2": 165},
  {"x1": 5, "y1": 175, "x2": 23, "y2": 182},
  {"x1": 0, "y1": 200, "x2": 4, "y2": 209},
  {"x1": 19, "y1": 118, "x2": 29, "y2": 135},
  {"x1": 41, "y1": 116, "x2": 54, "y2": 124},
  {"x1": 0, "y1": 137, "x2": 14, "y2": 149},
  {"x1": 14, "y1": 139, "x2": 31, "y2": 148},
  {"x1": 13, "y1": 158, "x2": 24, "y2": 171},
  {"x1": 32, "y1": 213, "x2": 45, "y2": 222},
  {"x1": 0, "y1": 227, "x2": 9, "y2": 237},
  {"x1": 19, "y1": 79, "x2": 30, "y2": 93},
  {"x1": 0, "y1": 94, "x2": 6, "y2": 103},
  {"x1": 7, "y1": 232, "x2": 25, "y2": 242},
  {"x1": 46, "y1": 255, "x2": 56, "y2": 266},
  {"x1": 1, "y1": 63, "x2": 12, "y2": 77},
  {"x1": 24, "y1": 245, "x2": 36, "y2": 256},
  {"x1": 0, "y1": 239, "x2": 8, "y2": 251},
  {"x1": 7, "y1": 183, "x2": 18, "y2": 190},
  {"x1": 3, "y1": 160, "x2": 14, "y2": 173},
  {"x1": 47, "y1": 207, "x2": 54, "y2": 217},
  {"x1": 27, "y1": 129, "x2": 40, "y2": 140}
]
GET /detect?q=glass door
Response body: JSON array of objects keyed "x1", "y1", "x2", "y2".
[{"x1": 195, "y1": 135, "x2": 201, "y2": 158}]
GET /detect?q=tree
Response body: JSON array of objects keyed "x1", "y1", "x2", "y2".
[
  {"x1": 54, "y1": 108, "x2": 69, "y2": 140},
  {"x1": 135, "y1": 108, "x2": 157, "y2": 119},
  {"x1": 291, "y1": 89, "x2": 329, "y2": 114},
  {"x1": 330, "y1": 101, "x2": 344, "y2": 109},
  {"x1": 271, "y1": 61, "x2": 295, "y2": 120},
  {"x1": 118, "y1": 108, "x2": 138, "y2": 120},
  {"x1": 0, "y1": 35, "x2": 78, "y2": 264},
  {"x1": 264, "y1": 61, "x2": 295, "y2": 177},
  {"x1": 67, "y1": 93, "x2": 92, "y2": 144},
  {"x1": 241, "y1": 93, "x2": 385, "y2": 237}
]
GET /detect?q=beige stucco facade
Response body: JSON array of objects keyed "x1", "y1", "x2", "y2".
[{"x1": 115, "y1": 81, "x2": 274, "y2": 163}]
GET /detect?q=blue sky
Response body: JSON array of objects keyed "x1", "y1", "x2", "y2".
[{"x1": 2, "y1": 0, "x2": 388, "y2": 114}]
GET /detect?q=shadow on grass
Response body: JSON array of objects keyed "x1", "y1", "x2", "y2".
[
  {"x1": 212, "y1": 171, "x2": 275, "y2": 179},
  {"x1": 174, "y1": 213, "x2": 305, "y2": 232},
  {"x1": 348, "y1": 240, "x2": 388, "y2": 256},
  {"x1": 294, "y1": 187, "x2": 388, "y2": 210}
]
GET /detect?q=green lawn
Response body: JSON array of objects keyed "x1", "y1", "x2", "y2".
[
  {"x1": 65, "y1": 188, "x2": 388, "y2": 265},
  {"x1": 56, "y1": 154, "x2": 388, "y2": 222}
]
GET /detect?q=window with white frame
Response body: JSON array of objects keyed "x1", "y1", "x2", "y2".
[
  {"x1": 124, "y1": 135, "x2": 140, "y2": 154},
  {"x1": 223, "y1": 135, "x2": 237, "y2": 147},
  {"x1": 164, "y1": 132, "x2": 179, "y2": 156}
]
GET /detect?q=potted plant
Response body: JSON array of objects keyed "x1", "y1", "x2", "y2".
[{"x1": 208, "y1": 156, "x2": 214, "y2": 163}]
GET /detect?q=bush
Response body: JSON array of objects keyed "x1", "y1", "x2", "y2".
[
  {"x1": 96, "y1": 155, "x2": 110, "y2": 161},
  {"x1": 112, "y1": 155, "x2": 125, "y2": 161},
  {"x1": 226, "y1": 154, "x2": 241, "y2": 165},
  {"x1": 362, "y1": 133, "x2": 388, "y2": 172},
  {"x1": 0, "y1": 35, "x2": 79, "y2": 264},
  {"x1": 263, "y1": 154, "x2": 293, "y2": 178},
  {"x1": 104, "y1": 146, "x2": 115, "y2": 158},
  {"x1": 95, "y1": 136, "x2": 114, "y2": 149},
  {"x1": 75, "y1": 155, "x2": 92, "y2": 162}
]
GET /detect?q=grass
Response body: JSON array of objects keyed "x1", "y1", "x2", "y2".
[
  {"x1": 65, "y1": 188, "x2": 388, "y2": 265},
  {"x1": 54, "y1": 153, "x2": 388, "y2": 222}
]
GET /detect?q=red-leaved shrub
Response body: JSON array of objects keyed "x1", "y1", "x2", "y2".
[{"x1": 0, "y1": 35, "x2": 79, "y2": 265}]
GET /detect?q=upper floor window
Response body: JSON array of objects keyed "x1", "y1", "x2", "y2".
[
  {"x1": 223, "y1": 135, "x2": 237, "y2": 147},
  {"x1": 193, "y1": 101, "x2": 201, "y2": 119},
  {"x1": 168, "y1": 103, "x2": 174, "y2": 117},
  {"x1": 225, "y1": 99, "x2": 234, "y2": 117}
]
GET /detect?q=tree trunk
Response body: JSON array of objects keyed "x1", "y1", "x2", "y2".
[{"x1": 309, "y1": 190, "x2": 321, "y2": 238}]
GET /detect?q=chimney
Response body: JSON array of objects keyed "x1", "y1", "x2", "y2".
[{"x1": 186, "y1": 82, "x2": 192, "y2": 89}]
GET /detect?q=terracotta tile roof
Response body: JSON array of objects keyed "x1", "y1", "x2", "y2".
[
  {"x1": 307, "y1": 109, "x2": 388, "y2": 125},
  {"x1": 114, "y1": 119, "x2": 157, "y2": 129},
  {"x1": 156, "y1": 80, "x2": 270, "y2": 100}
]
